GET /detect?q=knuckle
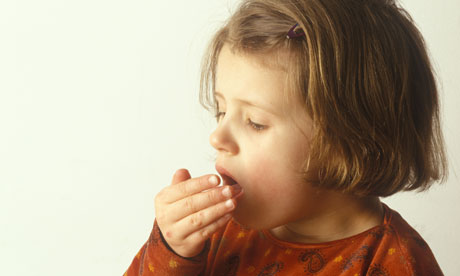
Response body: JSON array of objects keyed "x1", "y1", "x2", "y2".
[
  {"x1": 199, "y1": 175, "x2": 209, "y2": 186},
  {"x1": 200, "y1": 229, "x2": 209, "y2": 238},
  {"x1": 190, "y1": 213, "x2": 204, "y2": 228},
  {"x1": 206, "y1": 190, "x2": 217, "y2": 202},
  {"x1": 185, "y1": 197, "x2": 195, "y2": 212},
  {"x1": 198, "y1": 210, "x2": 206, "y2": 220},
  {"x1": 179, "y1": 182, "x2": 189, "y2": 195},
  {"x1": 164, "y1": 229, "x2": 174, "y2": 239}
]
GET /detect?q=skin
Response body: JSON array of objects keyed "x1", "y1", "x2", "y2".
[
  {"x1": 155, "y1": 169, "x2": 243, "y2": 257},
  {"x1": 155, "y1": 44, "x2": 384, "y2": 258}
]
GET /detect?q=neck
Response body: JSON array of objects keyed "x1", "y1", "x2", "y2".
[{"x1": 270, "y1": 193, "x2": 384, "y2": 244}]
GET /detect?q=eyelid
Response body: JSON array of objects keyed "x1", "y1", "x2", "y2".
[
  {"x1": 214, "y1": 109, "x2": 268, "y2": 132},
  {"x1": 247, "y1": 118, "x2": 266, "y2": 131}
]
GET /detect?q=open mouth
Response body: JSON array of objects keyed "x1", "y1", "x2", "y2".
[
  {"x1": 220, "y1": 173, "x2": 237, "y2": 186},
  {"x1": 216, "y1": 165, "x2": 238, "y2": 186}
]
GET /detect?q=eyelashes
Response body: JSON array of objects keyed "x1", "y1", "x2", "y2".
[
  {"x1": 247, "y1": 118, "x2": 265, "y2": 131},
  {"x1": 214, "y1": 111, "x2": 266, "y2": 132}
]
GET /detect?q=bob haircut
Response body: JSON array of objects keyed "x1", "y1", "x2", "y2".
[{"x1": 199, "y1": 0, "x2": 447, "y2": 197}]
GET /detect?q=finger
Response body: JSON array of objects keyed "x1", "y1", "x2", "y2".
[
  {"x1": 185, "y1": 213, "x2": 233, "y2": 245},
  {"x1": 162, "y1": 174, "x2": 221, "y2": 204},
  {"x1": 170, "y1": 184, "x2": 242, "y2": 220},
  {"x1": 175, "y1": 197, "x2": 236, "y2": 239},
  {"x1": 171, "y1": 168, "x2": 191, "y2": 185}
]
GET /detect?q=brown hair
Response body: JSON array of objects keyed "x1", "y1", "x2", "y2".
[{"x1": 199, "y1": 0, "x2": 448, "y2": 197}]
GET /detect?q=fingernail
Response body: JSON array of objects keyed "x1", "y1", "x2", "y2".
[
  {"x1": 225, "y1": 199, "x2": 234, "y2": 209},
  {"x1": 222, "y1": 186, "x2": 231, "y2": 197},
  {"x1": 232, "y1": 184, "x2": 242, "y2": 194},
  {"x1": 209, "y1": 175, "x2": 218, "y2": 185}
]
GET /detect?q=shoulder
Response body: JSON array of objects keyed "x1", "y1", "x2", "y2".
[{"x1": 371, "y1": 204, "x2": 444, "y2": 276}]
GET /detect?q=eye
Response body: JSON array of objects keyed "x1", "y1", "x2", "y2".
[{"x1": 247, "y1": 118, "x2": 266, "y2": 132}]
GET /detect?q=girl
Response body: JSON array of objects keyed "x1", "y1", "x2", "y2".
[{"x1": 125, "y1": 0, "x2": 447, "y2": 275}]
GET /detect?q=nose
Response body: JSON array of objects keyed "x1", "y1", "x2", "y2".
[{"x1": 209, "y1": 120, "x2": 239, "y2": 155}]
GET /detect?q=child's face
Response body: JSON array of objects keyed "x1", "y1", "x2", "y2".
[{"x1": 210, "y1": 45, "x2": 322, "y2": 230}]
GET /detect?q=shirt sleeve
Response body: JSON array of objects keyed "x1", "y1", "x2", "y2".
[{"x1": 124, "y1": 219, "x2": 210, "y2": 276}]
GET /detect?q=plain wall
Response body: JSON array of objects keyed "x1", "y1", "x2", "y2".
[{"x1": 0, "y1": 0, "x2": 458, "y2": 275}]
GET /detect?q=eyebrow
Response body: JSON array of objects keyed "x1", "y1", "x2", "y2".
[{"x1": 214, "y1": 91, "x2": 279, "y2": 116}]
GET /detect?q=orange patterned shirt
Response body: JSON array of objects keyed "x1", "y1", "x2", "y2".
[{"x1": 125, "y1": 203, "x2": 443, "y2": 275}]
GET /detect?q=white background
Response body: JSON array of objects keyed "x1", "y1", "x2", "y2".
[{"x1": 0, "y1": 0, "x2": 458, "y2": 275}]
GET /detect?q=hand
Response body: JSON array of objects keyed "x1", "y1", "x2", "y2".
[{"x1": 154, "y1": 168, "x2": 243, "y2": 258}]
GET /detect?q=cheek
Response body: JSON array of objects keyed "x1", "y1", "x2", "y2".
[
  {"x1": 244, "y1": 154, "x2": 286, "y2": 196},
  {"x1": 242, "y1": 153, "x2": 314, "y2": 216}
]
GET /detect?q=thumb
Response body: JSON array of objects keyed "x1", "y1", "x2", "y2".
[{"x1": 171, "y1": 168, "x2": 191, "y2": 185}]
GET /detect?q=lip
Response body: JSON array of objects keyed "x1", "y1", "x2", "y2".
[{"x1": 215, "y1": 164, "x2": 238, "y2": 186}]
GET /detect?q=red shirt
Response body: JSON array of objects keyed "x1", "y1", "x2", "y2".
[{"x1": 125, "y1": 203, "x2": 443, "y2": 275}]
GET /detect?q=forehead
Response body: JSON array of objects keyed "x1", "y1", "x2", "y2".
[{"x1": 215, "y1": 45, "x2": 289, "y2": 109}]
